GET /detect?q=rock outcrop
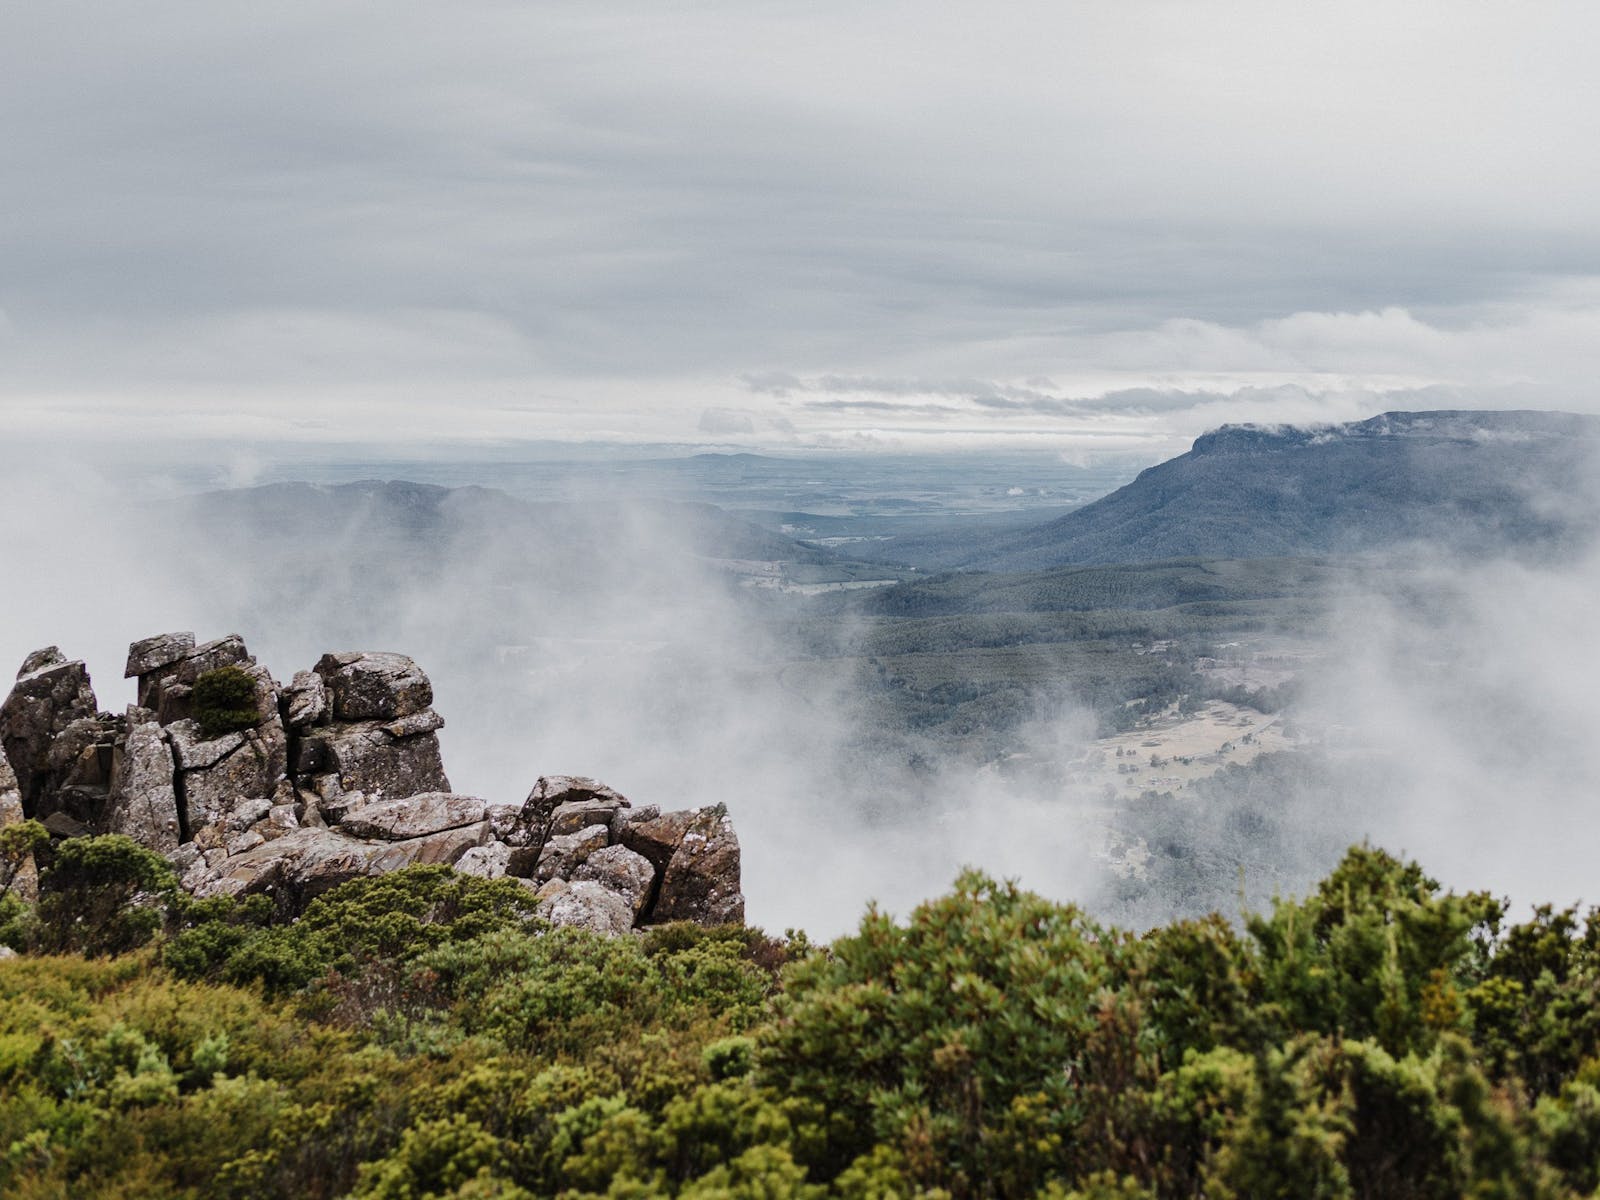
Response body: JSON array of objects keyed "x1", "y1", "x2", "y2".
[{"x1": 0, "y1": 634, "x2": 744, "y2": 933}]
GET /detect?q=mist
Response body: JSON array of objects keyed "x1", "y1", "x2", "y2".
[
  {"x1": 10, "y1": 433, "x2": 1600, "y2": 936},
  {"x1": 1297, "y1": 541, "x2": 1600, "y2": 913},
  {"x1": 0, "y1": 455, "x2": 1109, "y2": 937}
]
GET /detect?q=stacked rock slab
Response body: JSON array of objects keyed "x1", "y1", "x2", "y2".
[
  {"x1": 0, "y1": 648, "x2": 102, "y2": 828},
  {"x1": 284, "y1": 653, "x2": 450, "y2": 810},
  {"x1": 0, "y1": 634, "x2": 745, "y2": 933}
]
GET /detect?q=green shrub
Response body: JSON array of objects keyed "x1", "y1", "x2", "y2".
[
  {"x1": 33, "y1": 835, "x2": 179, "y2": 956},
  {"x1": 166, "y1": 866, "x2": 543, "y2": 995},
  {"x1": 192, "y1": 665, "x2": 261, "y2": 738}
]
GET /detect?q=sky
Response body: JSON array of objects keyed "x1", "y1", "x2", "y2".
[{"x1": 4, "y1": 1, "x2": 1600, "y2": 461}]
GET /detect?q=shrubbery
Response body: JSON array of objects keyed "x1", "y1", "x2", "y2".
[
  {"x1": 191, "y1": 665, "x2": 260, "y2": 738},
  {"x1": 6, "y1": 842, "x2": 1600, "y2": 1196}
]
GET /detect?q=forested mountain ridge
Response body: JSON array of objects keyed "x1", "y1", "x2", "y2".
[{"x1": 959, "y1": 410, "x2": 1600, "y2": 571}]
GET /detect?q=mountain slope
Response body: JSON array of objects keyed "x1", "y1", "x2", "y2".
[{"x1": 960, "y1": 410, "x2": 1600, "y2": 571}]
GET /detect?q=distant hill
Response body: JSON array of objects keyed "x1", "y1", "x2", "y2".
[
  {"x1": 183, "y1": 479, "x2": 838, "y2": 566},
  {"x1": 958, "y1": 410, "x2": 1600, "y2": 571}
]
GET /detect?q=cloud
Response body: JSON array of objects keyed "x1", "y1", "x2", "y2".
[
  {"x1": 696, "y1": 408, "x2": 757, "y2": 436},
  {"x1": 1, "y1": 4, "x2": 1599, "y2": 449}
]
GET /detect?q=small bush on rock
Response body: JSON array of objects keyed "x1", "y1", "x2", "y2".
[{"x1": 192, "y1": 665, "x2": 260, "y2": 738}]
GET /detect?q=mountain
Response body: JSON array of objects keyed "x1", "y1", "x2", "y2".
[{"x1": 958, "y1": 410, "x2": 1600, "y2": 571}]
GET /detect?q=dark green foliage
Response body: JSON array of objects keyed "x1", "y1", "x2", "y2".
[
  {"x1": 32, "y1": 834, "x2": 180, "y2": 956},
  {"x1": 8, "y1": 846, "x2": 1600, "y2": 1197},
  {"x1": 166, "y1": 865, "x2": 545, "y2": 995},
  {"x1": 191, "y1": 664, "x2": 260, "y2": 737},
  {"x1": 758, "y1": 870, "x2": 1124, "y2": 1192}
]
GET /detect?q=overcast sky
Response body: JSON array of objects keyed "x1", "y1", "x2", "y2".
[{"x1": 4, "y1": 1, "x2": 1599, "y2": 460}]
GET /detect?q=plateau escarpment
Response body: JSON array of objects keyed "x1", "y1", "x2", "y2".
[{"x1": 0, "y1": 633, "x2": 742, "y2": 933}]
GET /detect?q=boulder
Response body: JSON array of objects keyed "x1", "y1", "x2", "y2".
[
  {"x1": 455, "y1": 842, "x2": 512, "y2": 879},
  {"x1": 496, "y1": 775, "x2": 629, "y2": 852},
  {"x1": 618, "y1": 807, "x2": 697, "y2": 871},
  {"x1": 531, "y1": 823, "x2": 609, "y2": 882},
  {"x1": 124, "y1": 632, "x2": 196, "y2": 679},
  {"x1": 652, "y1": 806, "x2": 745, "y2": 926},
  {"x1": 336, "y1": 792, "x2": 489, "y2": 840},
  {"x1": 41, "y1": 812, "x2": 89, "y2": 838},
  {"x1": 365, "y1": 822, "x2": 489, "y2": 874},
  {"x1": 299, "y1": 719, "x2": 449, "y2": 798},
  {"x1": 169, "y1": 719, "x2": 289, "y2": 832},
  {"x1": 0, "y1": 654, "x2": 99, "y2": 816},
  {"x1": 549, "y1": 796, "x2": 628, "y2": 838},
  {"x1": 17, "y1": 646, "x2": 66, "y2": 678},
  {"x1": 573, "y1": 844, "x2": 656, "y2": 918},
  {"x1": 281, "y1": 670, "x2": 328, "y2": 731},
  {"x1": 195, "y1": 826, "x2": 373, "y2": 901},
  {"x1": 41, "y1": 715, "x2": 122, "y2": 827},
  {"x1": 313, "y1": 652, "x2": 434, "y2": 721},
  {"x1": 105, "y1": 718, "x2": 181, "y2": 852},
  {"x1": 536, "y1": 879, "x2": 633, "y2": 936}
]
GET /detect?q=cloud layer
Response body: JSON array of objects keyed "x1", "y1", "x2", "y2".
[{"x1": 3, "y1": 3, "x2": 1599, "y2": 450}]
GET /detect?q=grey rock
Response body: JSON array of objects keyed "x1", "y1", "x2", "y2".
[
  {"x1": 0, "y1": 655, "x2": 99, "y2": 816},
  {"x1": 174, "y1": 721, "x2": 289, "y2": 831},
  {"x1": 300, "y1": 720, "x2": 449, "y2": 799},
  {"x1": 618, "y1": 807, "x2": 697, "y2": 871},
  {"x1": 549, "y1": 797, "x2": 628, "y2": 838},
  {"x1": 484, "y1": 801, "x2": 523, "y2": 840},
  {"x1": 0, "y1": 944, "x2": 16, "y2": 961},
  {"x1": 41, "y1": 811, "x2": 89, "y2": 838},
  {"x1": 533, "y1": 823, "x2": 609, "y2": 883},
  {"x1": 380, "y1": 709, "x2": 445, "y2": 738},
  {"x1": 499, "y1": 775, "x2": 630, "y2": 851},
  {"x1": 197, "y1": 826, "x2": 373, "y2": 902},
  {"x1": 124, "y1": 632, "x2": 196, "y2": 679},
  {"x1": 314, "y1": 787, "x2": 367, "y2": 824},
  {"x1": 166, "y1": 843, "x2": 202, "y2": 874},
  {"x1": 611, "y1": 803, "x2": 657, "y2": 842},
  {"x1": 16, "y1": 646, "x2": 66, "y2": 679},
  {"x1": 454, "y1": 842, "x2": 512, "y2": 879},
  {"x1": 537, "y1": 879, "x2": 633, "y2": 936},
  {"x1": 573, "y1": 844, "x2": 655, "y2": 919},
  {"x1": 264, "y1": 804, "x2": 300, "y2": 836},
  {"x1": 105, "y1": 719, "x2": 181, "y2": 852},
  {"x1": 225, "y1": 795, "x2": 275, "y2": 833},
  {"x1": 336, "y1": 792, "x2": 489, "y2": 840},
  {"x1": 364, "y1": 822, "x2": 489, "y2": 874},
  {"x1": 282, "y1": 670, "x2": 328, "y2": 731},
  {"x1": 168, "y1": 723, "x2": 246, "y2": 771},
  {"x1": 40, "y1": 716, "x2": 121, "y2": 826},
  {"x1": 652, "y1": 807, "x2": 745, "y2": 927},
  {"x1": 313, "y1": 652, "x2": 434, "y2": 721}
]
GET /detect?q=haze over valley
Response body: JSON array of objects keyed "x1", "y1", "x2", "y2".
[{"x1": 8, "y1": 409, "x2": 1596, "y2": 934}]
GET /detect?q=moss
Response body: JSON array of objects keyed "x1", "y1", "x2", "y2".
[{"x1": 192, "y1": 666, "x2": 260, "y2": 738}]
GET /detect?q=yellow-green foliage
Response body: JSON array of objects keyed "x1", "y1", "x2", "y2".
[{"x1": 5, "y1": 847, "x2": 1600, "y2": 1197}]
